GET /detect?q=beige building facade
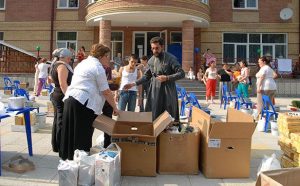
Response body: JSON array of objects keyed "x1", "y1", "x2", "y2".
[{"x1": 0, "y1": 0, "x2": 299, "y2": 72}]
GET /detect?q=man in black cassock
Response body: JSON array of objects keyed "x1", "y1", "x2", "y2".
[{"x1": 124, "y1": 37, "x2": 185, "y2": 121}]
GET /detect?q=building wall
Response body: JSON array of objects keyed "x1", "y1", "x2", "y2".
[
  {"x1": 202, "y1": 0, "x2": 299, "y2": 65},
  {"x1": 0, "y1": 0, "x2": 93, "y2": 59},
  {"x1": 0, "y1": 0, "x2": 299, "y2": 71}
]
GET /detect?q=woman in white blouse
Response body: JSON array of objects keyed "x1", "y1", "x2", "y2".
[
  {"x1": 59, "y1": 44, "x2": 119, "y2": 160},
  {"x1": 256, "y1": 56, "x2": 277, "y2": 114}
]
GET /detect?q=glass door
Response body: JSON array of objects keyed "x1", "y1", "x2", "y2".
[
  {"x1": 160, "y1": 30, "x2": 168, "y2": 51},
  {"x1": 133, "y1": 32, "x2": 146, "y2": 58}
]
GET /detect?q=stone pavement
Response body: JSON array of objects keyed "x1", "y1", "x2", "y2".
[{"x1": 0, "y1": 91, "x2": 297, "y2": 186}]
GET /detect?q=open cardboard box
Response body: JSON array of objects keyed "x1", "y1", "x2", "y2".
[
  {"x1": 192, "y1": 107, "x2": 256, "y2": 178},
  {"x1": 158, "y1": 122, "x2": 200, "y2": 175},
  {"x1": 256, "y1": 168, "x2": 300, "y2": 186},
  {"x1": 93, "y1": 111, "x2": 172, "y2": 176}
]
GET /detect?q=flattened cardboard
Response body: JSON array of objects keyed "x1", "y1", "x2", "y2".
[
  {"x1": 192, "y1": 107, "x2": 256, "y2": 178},
  {"x1": 256, "y1": 168, "x2": 300, "y2": 186},
  {"x1": 153, "y1": 111, "x2": 173, "y2": 137},
  {"x1": 118, "y1": 111, "x2": 152, "y2": 123},
  {"x1": 93, "y1": 115, "x2": 116, "y2": 135}
]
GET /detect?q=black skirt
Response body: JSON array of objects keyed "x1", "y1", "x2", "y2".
[{"x1": 59, "y1": 96, "x2": 97, "y2": 160}]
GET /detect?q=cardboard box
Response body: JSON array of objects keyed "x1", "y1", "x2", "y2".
[
  {"x1": 256, "y1": 168, "x2": 300, "y2": 186},
  {"x1": 47, "y1": 101, "x2": 54, "y2": 114},
  {"x1": 93, "y1": 111, "x2": 172, "y2": 177},
  {"x1": 4, "y1": 89, "x2": 12, "y2": 95},
  {"x1": 192, "y1": 107, "x2": 256, "y2": 178},
  {"x1": 158, "y1": 125, "x2": 200, "y2": 174},
  {"x1": 19, "y1": 82, "x2": 28, "y2": 89},
  {"x1": 41, "y1": 89, "x2": 48, "y2": 96},
  {"x1": 14, "y1": 112, "x2": 36, "y2": 126}
]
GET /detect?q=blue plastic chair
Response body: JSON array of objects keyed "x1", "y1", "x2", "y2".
[
  {"x1": 261, "y1": 95, "x2": 278, "y2": 132},
  {"x1": 13, "y1": 80, "x2": 20, "y2": 90},
  {"x1": 179, "y1": 88, "x2": 189, "y2": 117},
  {"x1": 188, "y1": 93, "x2": 211, "y2": 116},
  {"x1": 3, "y1": 76, "x2": 15, "y2": 94},
  {"x1": 235, "y1": 89, "x2": 252, "y2": 110},
  {"x1": 14, "y1": 88, "x2": 39, "y2": 113},
  {"x1": 220, "y1": 84, "x2": 237, "y2": 110}
]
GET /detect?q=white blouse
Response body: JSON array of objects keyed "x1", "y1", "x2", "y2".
[{"x1": 63, "y1": 56, "x2": 109, "y2": 115}]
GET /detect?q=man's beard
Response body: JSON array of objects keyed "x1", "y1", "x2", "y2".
[{"x1": 154, "y1": 51, "x2": 163, "y2": 57}]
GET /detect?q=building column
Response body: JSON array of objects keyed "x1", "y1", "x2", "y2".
[
  {"x1": 182, "y1": 20, "x2": 194, "y2": 72},
  {"x1": 99, "y1": 20, "x2": 111, "y2": 48}
]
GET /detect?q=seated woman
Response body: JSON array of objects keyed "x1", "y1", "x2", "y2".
[{"x1": 187, "y1": 67, "x2": 195, "y2": 80}]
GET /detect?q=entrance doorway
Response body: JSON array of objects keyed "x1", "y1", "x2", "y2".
[{"x1": 133, "y1": 31, "x2": 168, "y2": 58}]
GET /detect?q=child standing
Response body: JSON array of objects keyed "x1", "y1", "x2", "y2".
[{"x1": 204, "y1": 59, "x2": 217, "y2": 104}]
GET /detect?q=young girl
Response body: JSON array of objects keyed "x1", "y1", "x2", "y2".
[
  {"x1": 237, "y1": 60, "x2": 250, "y2": 98},
  {"x1": 197, "y1": 68, "x2": 206, "y2": 85},
  {"x1": 187, "y1": 67, "x2": 195, "y2": 80},
  {"x1": 204, "y1": 60, "x2": 217, "y2": 104},
  {"x1": 115, "y1": 54, "x2": 142, "y2": 111}
]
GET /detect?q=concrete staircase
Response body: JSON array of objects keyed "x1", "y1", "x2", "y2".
[{"x1": 176, "y1": 79, "x2": 219, "y2": 100}]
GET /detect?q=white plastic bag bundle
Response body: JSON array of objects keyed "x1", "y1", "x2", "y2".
[
  {"x1": 74, "y1": 150, "x2": 96, "y2": 186},
  {"x1": 257, "y1": 153, "x2": 281, "y2": 177},
  {"x1": 58, "y1": 160, "x2": 78, "y2": 186},
  {"x1": 95, "y1": 143, "x2": 121, "y2": 186},
  {"x1": 0, "y1": 102, "x2": 6, "y2": 115}
]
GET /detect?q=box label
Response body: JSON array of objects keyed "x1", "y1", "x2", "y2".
[{"x1": 208, "y1": 139, "x2": 221, "y2": 148}]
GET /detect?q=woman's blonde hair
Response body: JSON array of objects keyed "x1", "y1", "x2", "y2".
[{"x1": 89, "y1": 43, "x2": 110, "y2": 58}]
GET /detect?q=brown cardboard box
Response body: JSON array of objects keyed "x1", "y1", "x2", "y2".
[
  {"x1": 47, "y1": 101, "x2": 54, "y2": 113},
  {"x1": 4, "y1": 89, "x2": 12, "y2": 95},
  {"x1": 15, "y1": 115, "x2": 24, "y2": 125},
  {"x1": 41, "y1": 89, "x2": 48, "y2": 96},
  {"x1": 158, "y1": 125, "x2": 200, "y2": 174},
  {"x1": 14, "y1": 112, "x2": 36, "y2": 126},
  {"x1": 256, "y1": 168, "x2": 300, "y2": 186},
  {"x1": 192, "y1": 107, "x2": 256, "y2": 178},
  {"x1": 93, "y1": 111, "x2": 172, "y2": 177},
  {"x1": 19, "y1": 82, "x2": 28, "y2": 89}
]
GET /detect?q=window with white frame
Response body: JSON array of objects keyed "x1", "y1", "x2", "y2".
[
  {"x1": 233, "y1": 0, "x2": 257, "y2": 9},
  {"x1": 0, "y1": 0, "x2": 5, "y2": 9},
  {"x1": 0, "y1": 32, "x2": 3, "y2": 41},
  {"x1": 58, "y1": 0, "x2": 78, "y2": 8},
  {"x1": 223, "y1": 33, "x2": 287, "y2": 64},
  {"x1": 170, "y1": 32, "x2": 182, "y2": 44},
  {"x1": 56, "y1": 32, "x2": 77, "y2": 51},
  {"x1": 111, "y1": 31, "x2": 123, "y2": 60}
]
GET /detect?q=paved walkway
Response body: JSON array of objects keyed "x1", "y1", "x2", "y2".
[{"x1": 0, "y1": 91, "x2": 297, "y2": 186}]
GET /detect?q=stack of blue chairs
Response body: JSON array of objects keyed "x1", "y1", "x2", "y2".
[
  {"x1": 176, "y1": 84, "x2": 210, "y2": 118},
  {"x1": 234, "y1": 88, "x2": 252, "y2": 110},
  {"x1": 261, "y1": 95, "x2": 278, "y2": 132},
  {"x1": 220, "y1": 84, "x2": 237, "y2": 110}
]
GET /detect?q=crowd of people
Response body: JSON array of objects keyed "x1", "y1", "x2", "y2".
[
  {"x1": 33, "y1": 37, "x2": 277, "y2": 161},
  {"x1": 34, "y1": 37, "x2": 185, "y2": 160}
]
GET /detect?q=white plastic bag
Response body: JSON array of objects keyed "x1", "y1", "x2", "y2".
[
  {"x1": 0, "y1": 102, "x2": 6, "y2": 115},
  {"x1": 58, "y1": 160, "x2": 78, "y2": 186},
  {"x1": 257, "y1": 153, "x2": 281, "y2": 177},
  {"x1": 95, "y1": 143, "x2": 121, "y2": 186},
  {"x1": 74, "y1": 150, "x2": 96, "y2": 186}
]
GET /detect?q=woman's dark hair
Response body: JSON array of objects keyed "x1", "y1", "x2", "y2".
[
  {"x1": 239, "y1": 60, "x2": 248, "y2": 67},
  {"x1": 81, "y1": 46, "x2": 85, "y2": 51},
  {"x1": 259, "y1": 56, "x2": 271, "y2": 65},
  {"x1": 150, "y1": 37, "x2": 164, "y2": 46}
]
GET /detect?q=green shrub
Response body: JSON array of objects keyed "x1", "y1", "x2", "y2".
[{"x1": 291, "y1": 100, "x2": 300, "y2": 108}]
